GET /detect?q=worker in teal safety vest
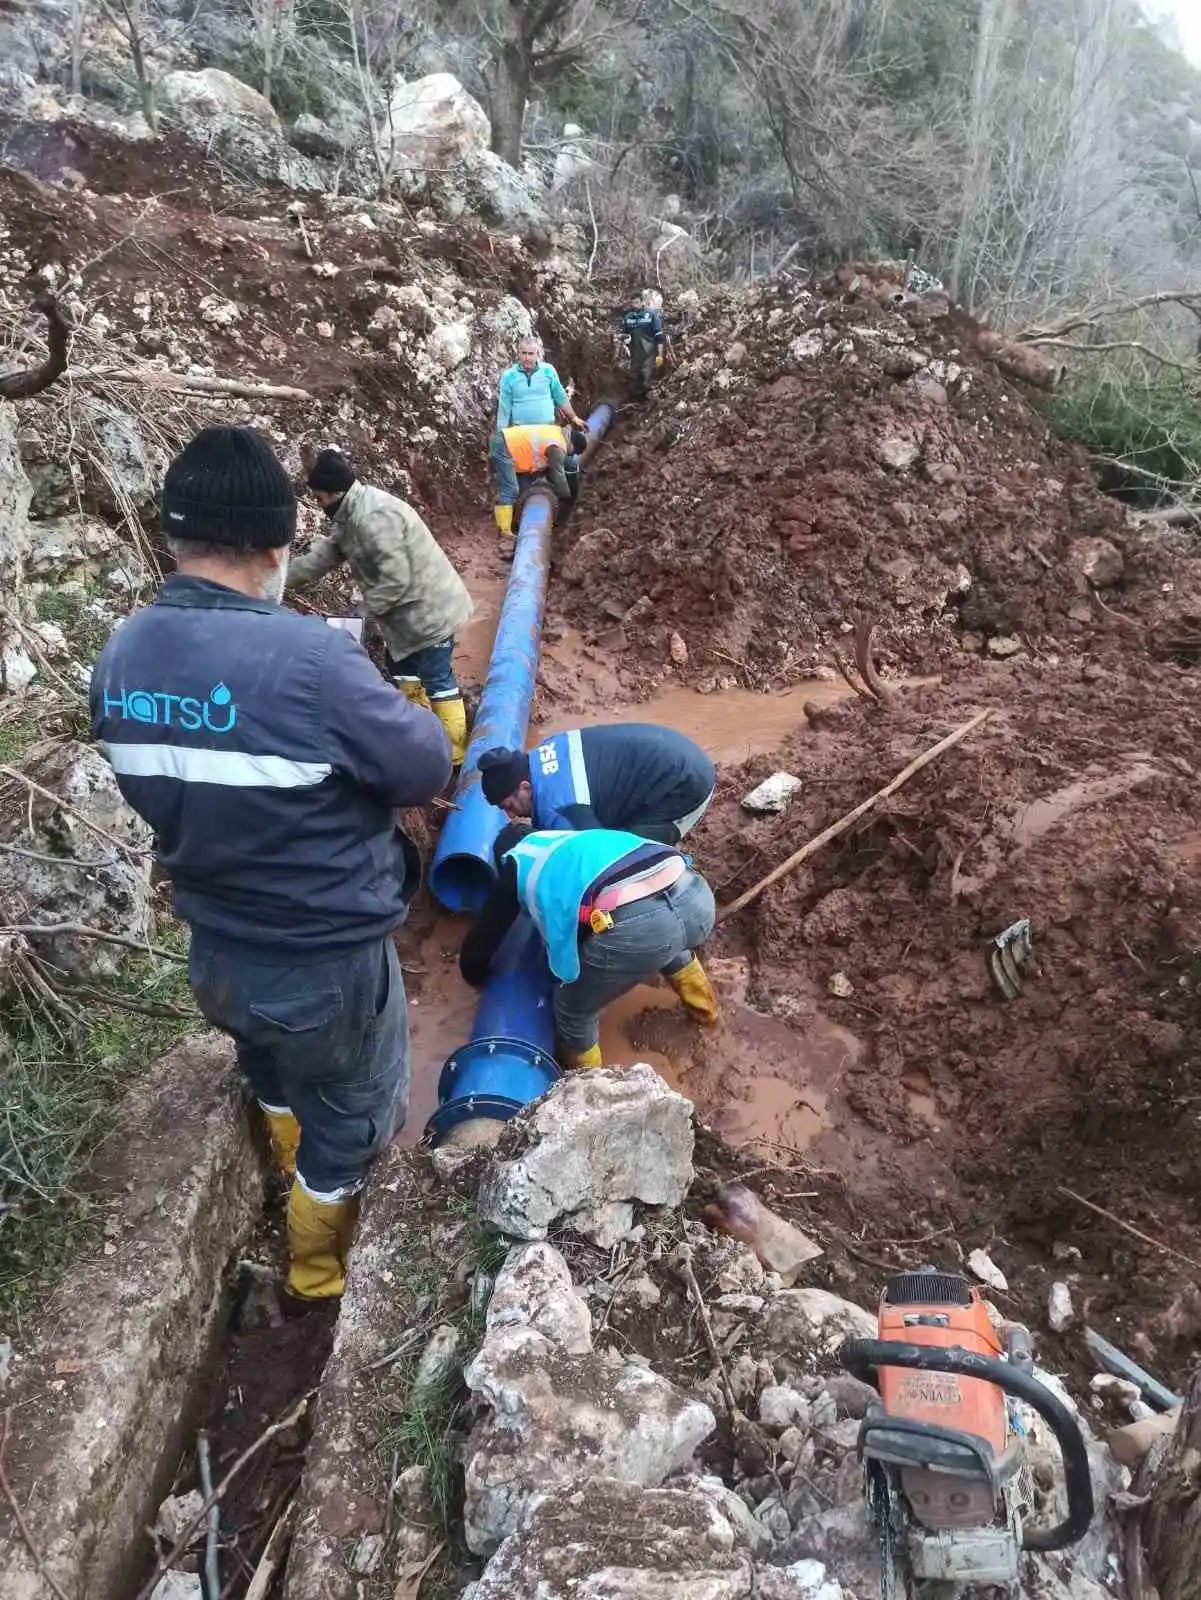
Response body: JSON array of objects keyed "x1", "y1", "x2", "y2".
[{"x1": 459, "y1": 824, "x2": 719, "y2": 1070}]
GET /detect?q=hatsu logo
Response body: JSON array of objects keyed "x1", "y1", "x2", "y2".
[{"x1": 101, "y1": 682, "x2": 238, "y2": 733}]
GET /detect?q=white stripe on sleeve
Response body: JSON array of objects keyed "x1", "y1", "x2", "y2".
[{"x1": 104, "y1": 742, "x2": 332, "y2": 789}]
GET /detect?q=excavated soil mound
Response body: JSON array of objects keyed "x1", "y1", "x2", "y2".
[{"x1": 553, "y1": 267, "x2": 1192, "y2": 696}]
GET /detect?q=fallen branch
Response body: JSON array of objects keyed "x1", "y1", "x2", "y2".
[
  {"x1": 243, "y1": 1498, "x2": 297, "y2": 1600},
  {"x1": 1019, "y1": 290, "x2": 1201, "y2": 343},
  {"x1": 133, "y1": 1394, "x2": 311, "y2": 1600},
  {"x1": 0, "y1": 1409, "x2": 74, "y2": 1600},
  {"x1": 0, "y1": 764, "x2": 150, "y2": 860},
  {"x1": 676, "y1": 1243, "x2": 737, "y2": 1415},
  {"x1": 0, "y1": 294, "x2": 71, "y2": 401},
  {"x1": 854, "y1": 617, "x2": 893, "y2": 706},
  {"x1": 68, "y1": 367, "x2": 313, "y2": 402},
  {"x1": 718, "y1": 710, "x2": 991, "y2": 923},
  {"x1": 197, "y1": 1430, "x2": 220, "y2": 1600},
  {"x1": 1058, "y1": 1186, "x2": 1201, "y2": 1274},
  {"x1": 1024, "y1": 337, "x2": 1201, "y2": 379},
  {"x1": 830, "y1": 643, "x2": 872, "y2": 701},
  {"x1": 0, "y1": 921, "x2": 186, "y2": 962}
]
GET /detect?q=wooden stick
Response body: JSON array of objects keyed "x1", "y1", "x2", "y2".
[
  {"x1": 718, "y1": 710, "x2": 991, "y2": 922},
  {"x1": 243, "y1": 1496, "x2": 297, "y2": 1600},
  {"x1": 0, "y1": 1409, "x2": 74, "y2": 1600},
  {"x1": 68, "y1": 367, "x2": 313, "y2": 402},
  {"x1": 1058, "y1": 1186, "x2": 1201, "y2": 1274},
  {"x1": 197, "y1": 1430, "x2": 220, "y2": 1600},
  {"x1": 0, "y1": 922, "x2": 185, "y2": 962}
]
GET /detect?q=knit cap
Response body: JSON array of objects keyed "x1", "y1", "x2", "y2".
[
  {"x1": 478, "y1": 747, "x2": 531, "y2": 806},
  {"x1": 162, "y1": 426, "x2": 296, "y2": 549},
  {"x1": 307, "y1": 449, "x2": 357, "y2": 495}
]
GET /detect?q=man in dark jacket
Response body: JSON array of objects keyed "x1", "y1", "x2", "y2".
[
  {"x1": 622, "y1": 291, "x2": 665, "y2": 398},
  {"x1": 476, "y1": 723, "x2": 718, "y2": 1025},
  {"x1": 90, "y1": 426, "x2": 452, "y2": 1308}
]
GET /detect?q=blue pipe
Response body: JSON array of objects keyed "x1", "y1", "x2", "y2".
[
  {"x1": 429, "y1": 400, "x2": 616, "y2": 913},
  {"x1": 425, "y1": 914, "x2": 559, "y2": 1143}
]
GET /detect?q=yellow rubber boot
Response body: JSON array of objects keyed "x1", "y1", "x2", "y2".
[
  {"x1": 285, "y1": 1184, "x2": 358, "y2": 1300},
  {"x1": 559, "y1": 1041, "x2": 604, "y2": 1070},
  {"x1": 260, "y1": 1103, "x2": 301, "y2": 1180},
  {"x1": 396, "y1": 677, "x2": 433, "y2": 711},
  {"x1": 667, "y1": 956, "x2": 720, "y2": 1026},
  {"x1": 432, "y1": 695, "x2": 469, "y2": 765},
  {"x1": 493, "y1": 504, "x2": 514, "y2": 535}
]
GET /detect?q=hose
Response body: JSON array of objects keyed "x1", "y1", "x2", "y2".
[{"x1": 839, "y1": 1338, "x2": 1094, "y2": 1552}]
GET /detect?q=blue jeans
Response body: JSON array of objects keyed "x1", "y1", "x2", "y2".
[
  {"x1": 490, "y1": 431, "x2": 580, "y2": 507},
  {"x1": 188, "y1": 936, "x2": 409, "y2": 1198},
  {"x1": 387, "y1": 636, "x2": 460, "y2": 701},
  {"x1": 554, "y1": 870, "x2": 716, "y2": 1050}
]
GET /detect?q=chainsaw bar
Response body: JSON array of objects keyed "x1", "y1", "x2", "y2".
[{"x1": 989, "y1": 918, "x2": 1034, "y2": 1000}]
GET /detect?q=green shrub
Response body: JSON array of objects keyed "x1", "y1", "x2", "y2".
[{"x1": 1041, "y1": 366, "x2": 1201, "y2": 502}]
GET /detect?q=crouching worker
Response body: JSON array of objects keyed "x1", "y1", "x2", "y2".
[
  {"x1": 91, "y1": 427, "x2": 453, "y2": 1309},
  {"x1": 289, "y1": 450, "x2": 474, "y2": 764},
  {"x1": 490, "y1": 423, "x2": 588, "y2": 528},
  {"x1": 459, "y1": 824, "x2": 719, "y2": 1070}
]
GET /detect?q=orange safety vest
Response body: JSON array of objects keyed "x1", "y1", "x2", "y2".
[{"x1": 503, "y1": 424, "x2": 569, "y2": 474}]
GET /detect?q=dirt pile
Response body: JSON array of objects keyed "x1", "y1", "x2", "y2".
[{"x1": 554, "y1": 265, "x2": 1193, "y2": 696}]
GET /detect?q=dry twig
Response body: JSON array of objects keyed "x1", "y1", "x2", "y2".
[
  {"x1": 1058, "y1": 1186, "x2": 1201, "y2": 1274},
  {"x1": 0, "y1": 922, "x2": 185, "y2": 962}
]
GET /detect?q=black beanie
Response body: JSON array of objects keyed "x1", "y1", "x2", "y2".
[
  {"x1": 307, "y1": 449, "x2": 357, "y2": 495},
  {"x1": 478, "y1": 747, "x2": 530, "y2": 806},
  {"x1": 493, "y1": 821, "x2": 532, "y2": 868},
  {"x1": 162, "y1": 426, "x2": 296, "y2": 550}
]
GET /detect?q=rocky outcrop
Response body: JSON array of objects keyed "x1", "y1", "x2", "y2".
[
  {"x1": 389, "y1": 73, "x2": 489, "y2": 171},
  {"x1": 477, "y1": 1063, "x2": 696, "y2": 1247},
  {"x1": 463, "y1": 1238, "x2": 715, "y2": 1554},
  {"x1": 158, "y1": 69, "x2": 323, "y2": 189},
  {"x1": 0, "y1": 400, "x2": 32, "y2": 589}
]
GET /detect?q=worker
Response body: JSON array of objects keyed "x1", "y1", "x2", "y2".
[
  {"x1": 91, "y1": 426, "x2": 453, "y2": 1309},
  {"x1": 622, "y1": 289, "x2": 665, "y2": 398},
  {"x1": 290, "y1": 449, "x2": 474, "y2": 765},
  {"x1": 492, "y1": 334, "x2": 588, "y2": 535},
  {"x1": 477, "y1": 723, "x2": 716, "y2": 843},
  {"x1": 460, "y1": 823, "x2": 719, "y2": 1068}
]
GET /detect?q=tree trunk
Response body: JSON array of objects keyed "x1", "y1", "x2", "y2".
[
  {"x1": 71, "y1": 0, "x2": 87, "y2": 97},
  {"x1": 1145, "y1": 1367, "x2": 1201, "y2": 1600},
  {"x1": 128, "y1": 25, "x2": 157, "y2": 134},
  {"x1": 489, "y1": 42, "x2": 530, "y2": 169}
]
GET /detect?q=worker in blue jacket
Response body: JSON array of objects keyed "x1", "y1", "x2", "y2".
[
  {"x1": 90, "y1": 426, "x2": 452, "y2": 1309},
  {"x1": 476, "y1": 724, "x2": 717, "y2": 1025},
  {"x1": 491, "y1": 334, "x2": 588, "y2": 536},
  {"x1": 460, "y1": 824, "x2": 718, "y2": 1069},
  {"x1": 622, "y1": 291, "x2": 665, "y2": 397}
]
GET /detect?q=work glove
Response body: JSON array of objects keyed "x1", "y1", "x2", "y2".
[{"x1": 655, "y1": 354, "x2": 665, "y2": 369}]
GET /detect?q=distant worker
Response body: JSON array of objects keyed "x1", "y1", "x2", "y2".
[
  {"x1": 478, "y1": 723, "x2": 716, "y2": 843},
  {"x1": 290, "y1": 450, "x2": 474, "y2": 765},
  {"x1": 492, "y1": 334, "x2": 588, "y2": 535},
  {"x1": 91, "y1": 426, "x2": 452, "y2": 1309},
  {"x1": 622, "y1": 289, "x2": 665, "y2": 398},
  {"x1": 460, "y1": 824, "x2": 719, "y2": 1069}
]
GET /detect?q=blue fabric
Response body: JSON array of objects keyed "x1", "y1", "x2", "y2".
[
  {"x1": 496, "y1": 361, "x2": 569, "y2": 429},
  {"x1": 189, "y1": 934, "x2": 408, "y2": 1194},
  {"x1": 388, "y1": 637, "x2": 459, "y2": 699},
  {"x1": 506, "y1": 828, "x2": 670, "y2": 982},
  {"x1": 623, "y1": 307, "x2": 664, "y2": 344},
  {"x1": 528, "y1": 730, "x2": 591, "y2": 829},
  {"x1": 90, "y1": 574, "x2": 452, "y2": 954},
  {"x1": 530, "y1": 723, "x2": 716, "y2": 841},
  {"x1": 490, "y1": 430, "x2": 520, "y2": 505}
]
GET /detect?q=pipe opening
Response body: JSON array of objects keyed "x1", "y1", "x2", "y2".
[{"x1": 428, "y1": 851, "x2": 498, "y2": 915}]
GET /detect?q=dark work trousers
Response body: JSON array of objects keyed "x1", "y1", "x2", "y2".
[
  {"x1": 188, "y1": 934, "x2": 408, "y2": 1200},
  {"x1": 629, "y1": 332, "x2": 658, "y2": 397}
]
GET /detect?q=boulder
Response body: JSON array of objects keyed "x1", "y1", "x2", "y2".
[
  {"x1": 0, "y1": 401, "x2": 32, "y2": 587},
  {"x1": 289, "y1": 113, "x2": 351, "y2": 159},
  {"x1": 159, "y1": 68, "x2": 281, "y2": 135},
  {"x1": 389, "y1": 73, "x2": 489, "y2": 172},
  {"x1": 478, "y1": 1064, "x2": 695, "y2": 1247},
  {"x1": 470, "y1": 1475, "x2": 756, "y2": 1598},
  {"x1": 25, "y1": 514, "x2": 121, "y2": 580},
  {"x1": 0, "y1": 741, "x2": 154, "y2": 978},
  {"x1": 426, "y1": 321, "x2": 472, "y2": 370},
  {"x1": 486, "y1": 1241, "x2": 592, "y2": 1354},
  {"x1": 1069, "y1": 536, "x2": 1124, "y2": 590},
  {"x1": 758, "y1": 1289, "x2": 876, "y2": 1358}
]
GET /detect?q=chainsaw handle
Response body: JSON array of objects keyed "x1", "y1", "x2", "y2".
[{"x1": 839, "y1": 1338, "x2": 1094, "y2": 1552}]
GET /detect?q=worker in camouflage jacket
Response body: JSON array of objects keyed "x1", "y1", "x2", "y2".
[{"x1": 288, "y1": 451, "x2": 474, "y2": 763}]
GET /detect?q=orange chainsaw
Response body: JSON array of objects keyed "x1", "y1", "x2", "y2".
[{"x1": 840, "y1": 1268, "x2": 1094, "y2": 1597}]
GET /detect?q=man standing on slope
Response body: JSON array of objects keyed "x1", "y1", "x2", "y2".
[
  {"x1": 491, "y1": 334, "x2": 588, "y2": 535},
  {"x1": 289, "y1": 450, "x2": 475, "y2": 766},
  {"x1": 476, "y1": 723, "x2": 719, "y2": 1024},
  {"x1": 622, "y1": 289, "x2": 666, "y2": 398},
  {"x1": 91, "y1": 427, "x2": 452, "y2": 1309},
  {"x1": 460, "y1": 824, "x2": 718, "y2": 1069}
]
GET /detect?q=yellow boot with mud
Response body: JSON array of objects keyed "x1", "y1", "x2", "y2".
[
  {"x1": 396, "y1": 677, "x2": 433, "y2": 712},
  {"x1": 260, "y1": 1103, "x2": 300, "y2": 1179},
  {"x1": 493, "y1": 504, "x2": 514, "y2": 536},
  {"x1": 432, "y1": 694, "x2": 469, "y2": 766},
  {"x1": 667, "y1": 956, "x2": 720, "y2": 1026},
  {"x1": 285, "y1": 1184, "x2": 358, "y2": 1301},
  {"x1": 560, "y1": 1041, "x2": 604, "y2": 1070}
]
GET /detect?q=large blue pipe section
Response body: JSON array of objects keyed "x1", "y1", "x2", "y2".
[
  {"x1": 425, "y1": 914, "x2": 559, "y2": 1143},
  {"x1": 429, "y1": 401, "x2": 616, "y2": 914}
]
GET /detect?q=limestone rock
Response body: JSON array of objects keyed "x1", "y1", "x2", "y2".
[
  {"x1": 967, "y1": 1248, "x2": 1008, "y2": 1291},
  {"x1": 0, "y1": 401, "x2": 32, "y2": 587},
  {"x1": 486, "y1": 1241, "x2": 592, "y2": 1354},
  {"x1": 426, "y1": 320, "x2": 472, "y2": 370},
  {"x1": 1069, "y1": 536, "x2": 1124, "y2": 589},
  {"x1": 26, "y1": 514, "x2": 121, "y2": 580},
  {"x1": 389, "y1": 73, "x2": 489, "y2": 171},
  {"x1": 875, "y1": 435, "x2": 920, "y2": 471},
  {"x1": 150, "y1": 1576, "x2": 203, "y2": 1600},
  {"x1": 463, "y1": 1327, "x2": 715, "y2": 1553},
  {"x1": 478, "y1": 1064, "x2": 695, "y2": 1246},
  {"x1": 742, "y1": 772, "x2": 803, "y2": 814},
  {"x1": 159, "y1": 69, "x2": 281, "y2": 134},
  {"x1": 759, "y1": 1289, "x2": 876, "y2": 1357},
  {"x1": 1048, "y1": 1281, "x2": 1075, "y2": 1333},
  {"x1": 759, "y1": 1385, "x2": 810, "y2": 1431},
  {"x1": 470, "y1": 1475, "x2": 755, "y2": 1598}
]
